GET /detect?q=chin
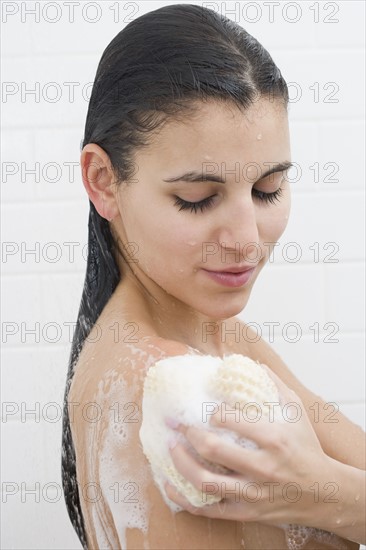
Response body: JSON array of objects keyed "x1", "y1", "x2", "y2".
[{"x1": 195, "y1": 292, "x2": 251, "y2": 321}]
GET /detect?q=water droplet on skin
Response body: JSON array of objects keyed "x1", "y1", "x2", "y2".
[
  {"x1": 256, "y1": 133, "x2": 262, "y2": 140},
  {"x1": 186, "y1": 241, "x2": 197, "y2": 246},
  {"x1": 355, "y1": 494, "x2": 360, "y2": 501},
  {"x1": 336, "y1": 519, "x2": 341, "y2": 525}
]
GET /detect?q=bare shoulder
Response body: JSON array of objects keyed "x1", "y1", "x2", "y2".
[
  {"x1": 235, "y1": 318, "x2": 365, "y2": 468},
  {"x1": 68, "y1": 333, "x2": 246, "y2": 549},
  {"x1": 69, "y1": 321, "x2": 194, "y2": 400},
  {"x1": 68, "y1": 326, "x2": 202, "y2": 421}
]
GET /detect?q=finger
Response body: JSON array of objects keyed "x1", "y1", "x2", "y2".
[
  {"x1": 180, "y1": 423, "x2": 266, "y2": 477},
  {"x1": 164, "y1": 481, "x2": 227, "y2": 514},
  {"x1": 169, "y1": 441, "x2": 229, "y2": 494},
  {"x1": 164, "y1": 481, "x2": 195, "y2": 509},
  {"x1": 166, "y1": 419, "x2": 270, "y2": 476},
  {"x1": 164, "y1": 481, "x2": 255, "y2": 522},
  {"x1": 169, "y1": 443, "x2": 258, "y2": 508},
  {"x1": 209, "y1": 408, "x2": 283, "y2": 449},
  {"x1": 165, "y1": 480, "x2": 213, "y2": 515}
]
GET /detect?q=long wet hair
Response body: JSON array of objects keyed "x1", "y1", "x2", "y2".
[{"x1": 61, "y1": 3, "x2": 289, "y2": 547}]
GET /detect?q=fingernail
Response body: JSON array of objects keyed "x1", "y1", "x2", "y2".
[
  {"x1": 165, "y1": 416, "x2": 180, "y2": 429},
  {"x1": 164, "y1": 481, "x2": 175, "y2": 498}
]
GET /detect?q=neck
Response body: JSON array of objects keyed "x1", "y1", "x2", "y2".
[{"x1": 114, "y1": 261, "x2": 234, "y2": 357}]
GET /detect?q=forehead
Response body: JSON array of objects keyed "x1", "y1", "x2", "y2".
[{"x1": 137, "y1": 98, "x2": 290, "y2": 171}]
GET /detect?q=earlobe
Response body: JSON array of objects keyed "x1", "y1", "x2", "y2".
[{"x1": 80, "y1": 144, "x2": 118, "y2": 221}]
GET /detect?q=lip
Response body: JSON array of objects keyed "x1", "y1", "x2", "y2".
[
  {"x1": 207, "y1": 265, "x2": 257, "y2": 274},
  {"x1": 201, "y1": 266, "x2": 257, "y2": 288}
]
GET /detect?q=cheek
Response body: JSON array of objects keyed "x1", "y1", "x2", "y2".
[
  {"x1": 127, "y1": 201, "x2": 201, "y2": 276},
  {"x1": 260, "y1": 187, "x2": 291, "y2": 239},
  {"x1": 146, "y1": 211, "x2": 200, "y2": 252}
]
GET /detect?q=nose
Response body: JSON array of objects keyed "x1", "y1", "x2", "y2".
[{"x1": 217, "y1": 195, "x2": 262, "y2": 265}]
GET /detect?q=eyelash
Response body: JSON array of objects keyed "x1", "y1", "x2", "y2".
[{"x1": 173, "y1": 187, "x2": 284, "y2": 214}]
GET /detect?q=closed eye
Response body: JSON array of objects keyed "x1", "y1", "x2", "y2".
[
  {"x1": 173, "y1": 194, "x2": 216, "y2": 213},
  {"x1": 173, "y1": 186, "x2": 284, "y2": 213},
  {"x1": 252, "y1": 187, "x2": 283, "y2": 205}
]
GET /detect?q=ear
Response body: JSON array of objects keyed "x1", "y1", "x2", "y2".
[{"x1": 80, "y1": 143, "x2": 120, "y2": 222}]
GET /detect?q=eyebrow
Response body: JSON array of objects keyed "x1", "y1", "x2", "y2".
[{"x1": 163, "y1": 161, "x2": 293, "y2": 184}]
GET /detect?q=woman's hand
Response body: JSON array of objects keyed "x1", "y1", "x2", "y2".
[{"x1": 164, "y1": 366, "x2": 336, "y2": 526}]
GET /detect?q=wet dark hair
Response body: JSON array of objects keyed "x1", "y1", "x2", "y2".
[{"x1": 61, "y1": 3, "x2": 289, "y2": 547}]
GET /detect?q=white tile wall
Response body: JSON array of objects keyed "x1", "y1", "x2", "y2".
[{"x1": 1, "y1": 1, "x2": 364, "y2": 549}]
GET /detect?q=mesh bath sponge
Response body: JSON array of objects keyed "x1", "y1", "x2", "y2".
[{"x1": 139, "y1": 353, "x2": 280, "y2": 509}]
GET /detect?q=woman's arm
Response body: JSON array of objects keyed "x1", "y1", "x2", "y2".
[
  {"x1": 163, "y1": 329, "x2": 366, "y2": 544},
  {"x1": 165, "y1": 374, "x2": 365, "y2": 544},
  {"x1": 316, "y1": 456, "x2": 366, "y2": 543},
  {"x1": 241, "y1": 322, "x2": 365, "y2": 469}
]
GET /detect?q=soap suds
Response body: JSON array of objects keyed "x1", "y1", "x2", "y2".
[
  {"x1": 80, "y1": 359, "x2": 154, "y2": 549},
  {"x1": 280, "y1": 523, "x2": 348, "y2": 550},
  {"x1": 140, "y1": 354, "x2": 281, "y2": 509}
]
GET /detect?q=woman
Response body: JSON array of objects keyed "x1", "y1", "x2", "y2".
[{"x1": 61, "y1": 4, "x2": 365, "y2": 549}]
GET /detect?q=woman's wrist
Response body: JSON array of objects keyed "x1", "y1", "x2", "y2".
[{"x1": 309, "y1": 455, "x2": 366, "y2": 544}]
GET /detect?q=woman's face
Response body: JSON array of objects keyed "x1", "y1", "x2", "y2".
[{"x1": 113, "y1": 98, "x2": 291, "y2": 320}]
